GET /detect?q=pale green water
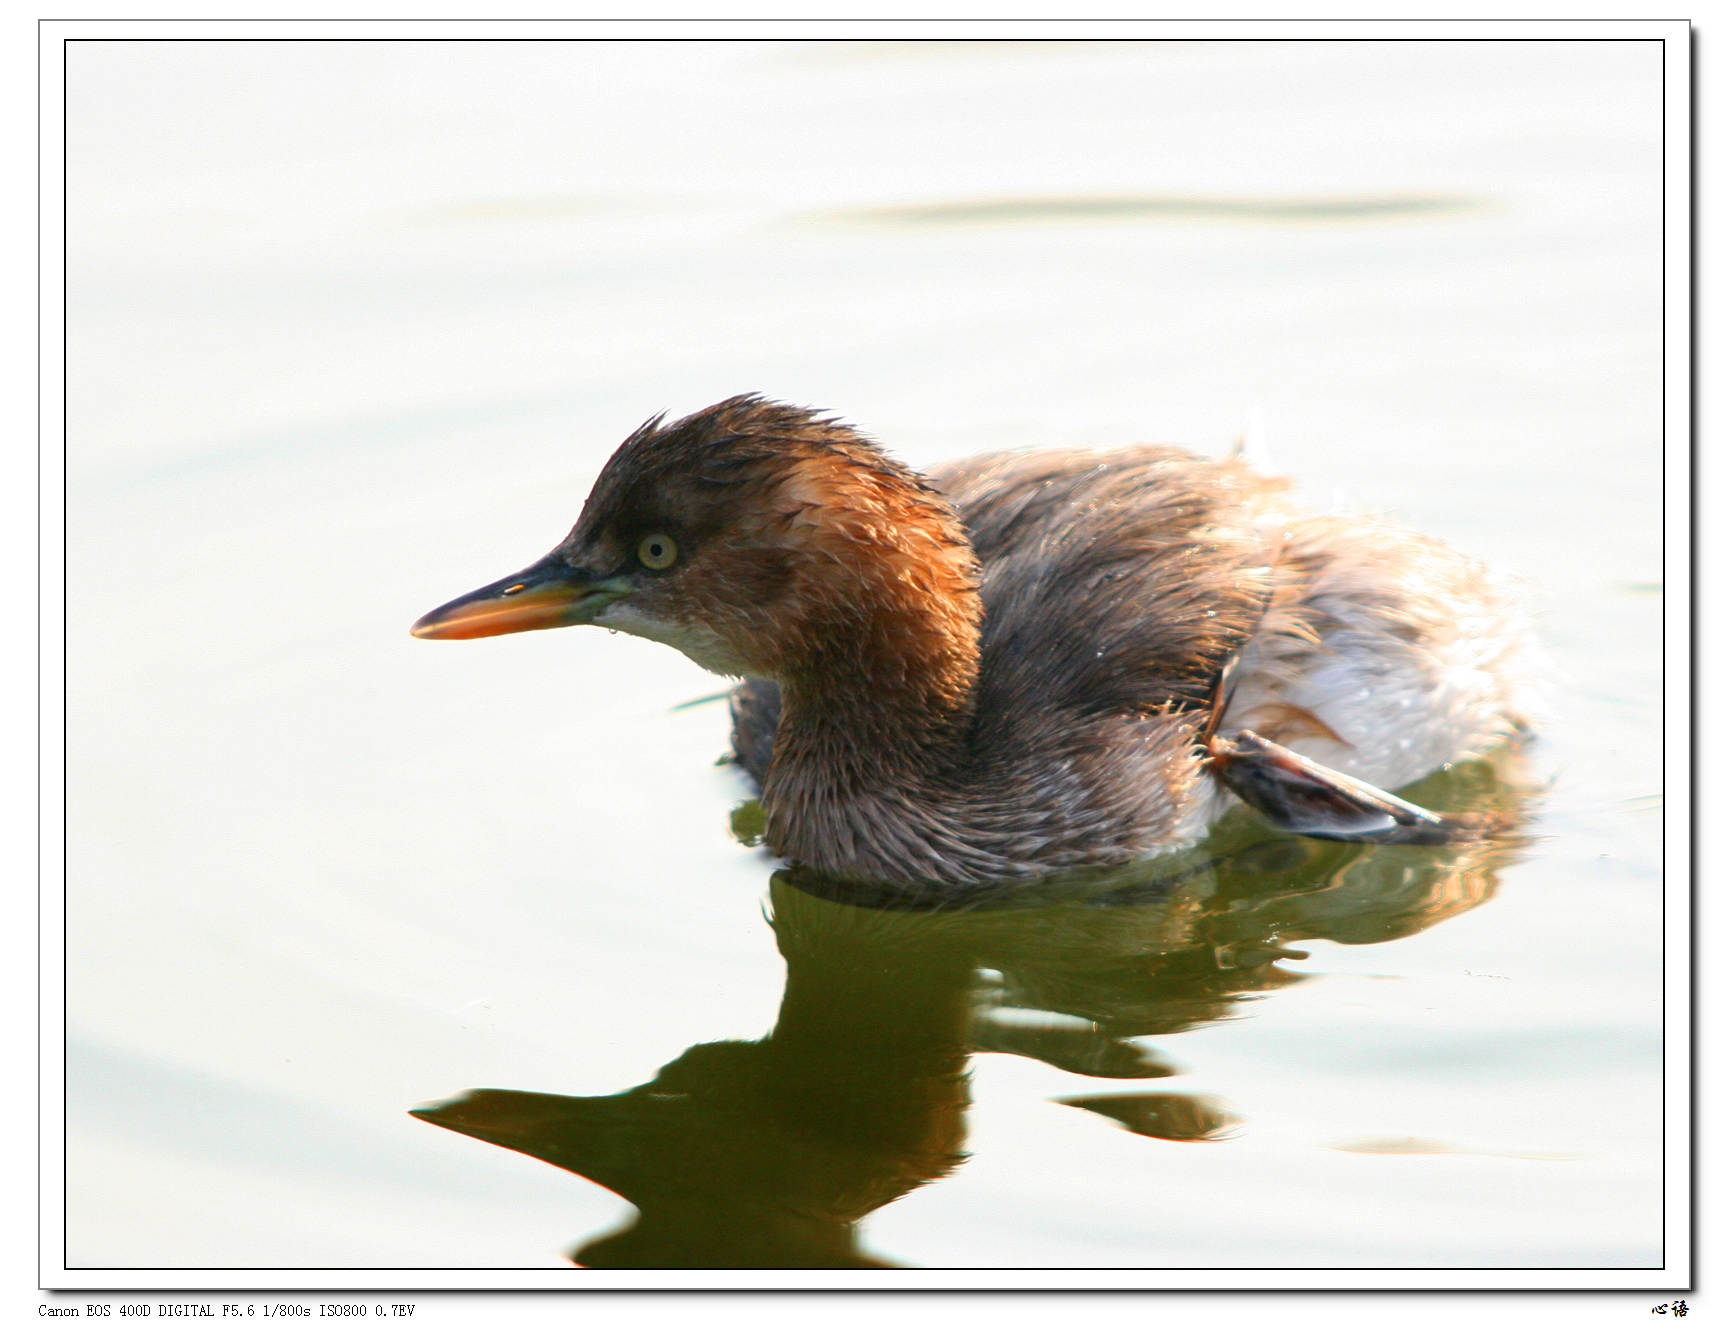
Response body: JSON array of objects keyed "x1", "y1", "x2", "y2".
[{"x1": 62, "y1": 38, "x2": 1666, "y2": 1274}]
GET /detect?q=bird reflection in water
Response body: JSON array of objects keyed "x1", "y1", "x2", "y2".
[{"x1": 413, "y1": 754, "x2": 1534, "y2": 1269}]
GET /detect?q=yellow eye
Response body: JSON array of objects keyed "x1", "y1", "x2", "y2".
[{"x1": 637, "y1": 533, "x2": 679, "y2": 570}]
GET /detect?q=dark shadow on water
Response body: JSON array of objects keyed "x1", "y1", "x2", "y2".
[{"x1": 413, "y1": 754, "x2": 1536, "y2": 1269}]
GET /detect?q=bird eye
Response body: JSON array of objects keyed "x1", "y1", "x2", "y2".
[{"x1": 637, "y1": 533, "x2": 679, "y2": 570}]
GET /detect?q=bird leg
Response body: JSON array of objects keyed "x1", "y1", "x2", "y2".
[{"x1": 1206, "y1": 729, "x2": 1469, "y2": 846}]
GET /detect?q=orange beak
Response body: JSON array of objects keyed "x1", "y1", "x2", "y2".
[{"x1": 411, "y1": 554, "x2": 632, "y2": 641}]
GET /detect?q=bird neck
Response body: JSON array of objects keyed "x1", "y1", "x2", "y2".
[
  {"x1": 757, "y1": 560, "x2": 988, "y2": 882},
  {"x1": 772, "y1": 598, "x2": 981, "y2": 781}
]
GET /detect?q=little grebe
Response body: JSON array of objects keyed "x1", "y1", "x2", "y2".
[{"x1": 413, "y1": 395, "x2": 1534, "y2": 886}]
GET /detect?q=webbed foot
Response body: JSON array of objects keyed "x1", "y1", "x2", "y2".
[{"x1": 1207, "y1": 729, "x2": 1476, "y2": 845}]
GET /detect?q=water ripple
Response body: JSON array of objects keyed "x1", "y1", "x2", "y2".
[{"x1": 812, "y1": 192, "x2": 1486, "y2": 229}]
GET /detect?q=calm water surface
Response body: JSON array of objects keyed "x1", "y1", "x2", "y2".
[{"x1": 64, "y1": 39, "x2": 1665, "y2": 1273}]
